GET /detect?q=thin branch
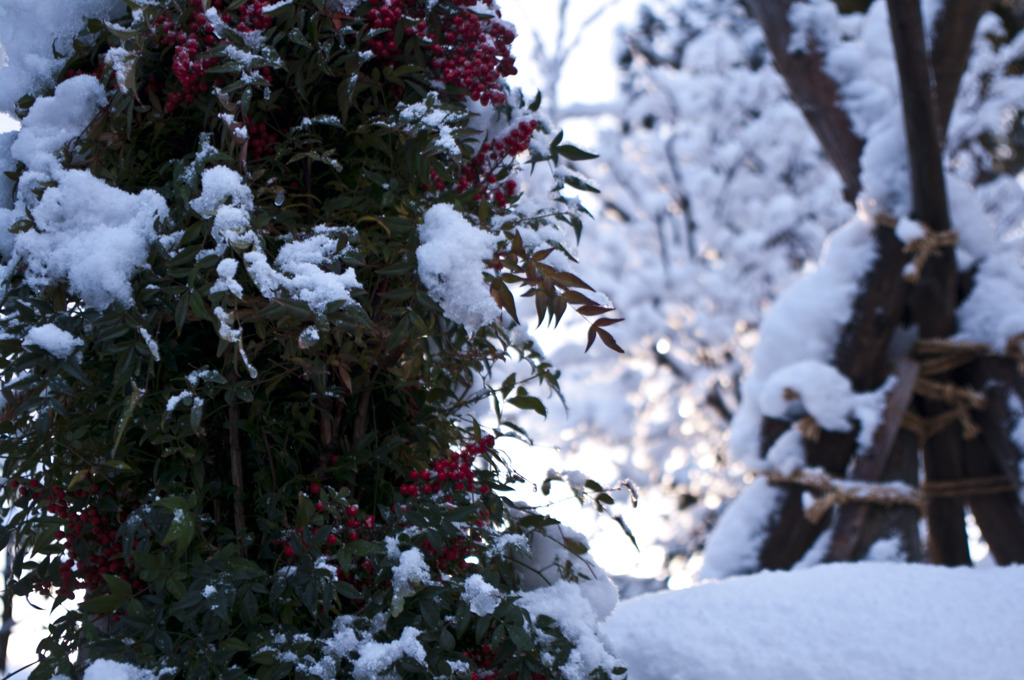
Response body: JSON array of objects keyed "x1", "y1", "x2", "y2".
[{"x1": 228, "y1": 401, "x2": 247, "y2": 557}]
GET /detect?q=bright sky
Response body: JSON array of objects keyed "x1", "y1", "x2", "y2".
[
  {"x1": 501, "y1": 0, "x2": 641, "y2": 103},
  {"x1": 501, "y1": 0, "x2": 643, "y2": 147}
]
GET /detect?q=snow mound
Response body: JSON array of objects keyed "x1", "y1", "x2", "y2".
[
  {"x1": 602, "y1": 562, "x2": 1024, "y2": 680},
  {"x1": 416, "y1": 203, "x2": 500, "y2": 335},
  {"x1": 23, "y1": 323, "x2": 82, "y2": 358}
]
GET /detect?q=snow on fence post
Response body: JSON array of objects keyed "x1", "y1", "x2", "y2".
[
  {"x1": 723, "y1": 0, "x2": 1024, "y2": 573},
  {"x1": 887, "y1": 0, "x2": 967, "y2": 565}
]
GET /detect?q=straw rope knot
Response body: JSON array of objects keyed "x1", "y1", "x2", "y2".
[
  {"x1": 761, "y1": 468, "x2": 1016, "y2": 524},
  {"x1": 904, "y1": 377, "x2": 986, "y2": 441},
  {"x1": 1006, "y1": 332, "x2": 1024, "y2": 374},
  {"x1": 911, "y1": 338, "x2": 989, "y2": 376},
  {"x1": 901, "y1": 222, "x2": 958, "y2": 284}
]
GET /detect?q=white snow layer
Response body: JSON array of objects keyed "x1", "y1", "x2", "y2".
[
  {"x1": 416, "y1": 203, "x2": 500, "y2": 334},
  {"x1": 955, "y1": 251, "x2": 1024, "y2": 352},
  {"x1": 729, "y1": 216, "x2": 878, "y2": 464},
  {"x1": 0, "y1": 0, "x2": 125, "y2": 112},
  {"x1": 191, "y1": 166, "x2": 359, "y2": 313},
  {"x1": 602, "y1": 562, "x2": 1024, "y2": 680},
  {"x1": 758, "y1": 360, "x2": 892, "y2": 451},
  {"x1": 350, "y1": 627, "x2": 426, "y2": 680},
  {"x1": 516, "y1": 521, "x2": 619, "y2": 622},
  {"x1": 699, "y1": 477, "x2": 786, "y2": 580},
  {"x1": 23, "y1": 323, "x2": 82, "y2": 358},
  {"x1": 391, "y1": 547, "x2": 431, "y2": 603},
  {"x1": 13, "y1": 169, "x2": 167, "y2": 307},
  {"x1": 517, "y1": 580, "x2": 624, "y2": 680},
  {"x1": 462, "y1": 574, "x2": 500, "y2": 616},
  {"x1": 0, "y1": 77, "x2": 168, "y2": 307},
  {"x1": 190, "y1": 165, "x2": 255, "y2": 246},
  {"x1": 53, "y1": 658, "x2": 173, "y2": 680}
]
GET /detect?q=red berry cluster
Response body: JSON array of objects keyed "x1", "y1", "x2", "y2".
[
  {"x1": 398, "y1": 434, "x2": 495, "y2": 498},
  {"x1": 426, "y1": 119, "x2": 537, "y2": 207},
  {"x1": 395, "y1": 436, "x2": 497, "y2": 574},
  {"x1": 273, "y1": 487, "x2": 378, "y2": 595},
  {"x1": 66, "y1": 64, "x2": 106, "y2": 80},
  {"x1": 359, "y1": 0, "x2": 517, "y2": 105},
  {"x1": 461, "y1": 120, "x2": 537, "y2": 206},
  {"x1": 464, "y1": 644, "x2": 548, "y2": 680},
  {"x1": 12, "y1": 478, "x2": 138, "y2": 602},
  {"x1": 149, "y1": 0, "x2": 274, "y2": 114},
  {"x1": 245, "y1": 119, "x2": 279, "y2": 160},
  {"x1": 225, "y1": 0, "x2": 275, "y2": 33},
  {"x1": 429, "y1": 0, "x2": 517, "y2": 105},
  {"x1": 420, "y1": 532, "x2": 478, "y2": 573}
]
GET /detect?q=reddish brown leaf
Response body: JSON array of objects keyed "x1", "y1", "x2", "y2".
[
  {"x1": 490, "y1": 278, "x2": 519, "y2": 324},
  {"x1": 596, "y1": 327, "x2": 624, "y2": 353}
]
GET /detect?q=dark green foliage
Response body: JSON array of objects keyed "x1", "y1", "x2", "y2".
[{"x1": 0, "y1": 1, "x2": 625, "y2": 677}]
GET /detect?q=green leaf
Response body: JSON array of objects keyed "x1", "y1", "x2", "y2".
[
  {"x1": 554, "y1": 144, "x2": 598, "y2": 162},
  {"x1": 563, "y1": 537, "x2": 589, "y2": 556},
  {"x1": 506, "y1": 621, "x2": 534, "y2": 652},
  {"x1": 563, "y1": 175, "x2": 599, "y2": 193},
  {"x1": 101, "y1": 574, "x2": 133, "y2": 599},
  {"x1": 296, "y1": 494, "x2": 316, "y2": 527},
  {"x1": 475, "y1": 613, "x2": 492, "y2": 642},
  {"x1": 508, "y1": 395, "x2": 546, "y2": 417},
  {"x1": 158, "y1": 500, "x2": 196, "y2": 558},
  {"x1": 78, "y1": 593, "x2": 127, "y2": 614},
  {"x1": 336, "y1": 580, "x2": 361, "y2": 600},
  {"x1": 378, "y1": 260, "x2": 414, "y2": 275},
  {"x1": 500, "y1": 372, "x2": 517, "y2": 399},
  {"x1": 222, "y1": 637, "x2": 250, "y2": 653},
  {"x1": 516, "y1": 514, "x2": 559, "y2": 529},
  {"x1": 596, "y1": 327, "x2": 624, "y2": 353},
  {"x1": 253, "y1": 650, "x2": 278, "y2": 666}
]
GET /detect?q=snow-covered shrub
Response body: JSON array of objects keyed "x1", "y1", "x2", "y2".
[{"x1": 0, "y1": 1, "x2": 625, "y2": 678}]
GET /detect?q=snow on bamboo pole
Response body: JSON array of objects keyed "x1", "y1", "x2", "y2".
[
  {"x1": 743, "y1": 0, "x2": 917, "y2": 571},
  {"x1": 746, "y1": 0, "x2": 863, "y2": 201}
]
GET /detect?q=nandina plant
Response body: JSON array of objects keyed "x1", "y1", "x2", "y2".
[{"x1": 0, "y1": 1, "x2": 626, "y2": 678}]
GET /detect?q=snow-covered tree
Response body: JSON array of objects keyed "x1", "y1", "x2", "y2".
[
  {"x1": 519, "y1": 0, "x2": 1024, "y2": 584},
  {"x1": 512, "y1": 0, "x2": 850, "y2": 583},
  {"x1": 0, "y1": 1, "x2": 627, "y2": 678}
]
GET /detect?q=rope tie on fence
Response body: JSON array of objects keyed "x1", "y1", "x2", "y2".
[
  {"x1": 795, "y1": 415, "x2": 822, "y2": 442},
  {"x1": 865, "y1": 209, "x2": 899, "y2": 229},
  {"x1": 862, "y1": 208, "x2": 958, "y2": 283},
  {"x1": 762, "y1": 469, "x2": 1016, "y2": 524},
  {"x1": 762, "y1": 469, "x2": 923, "y2": 524},
  {"x1": 901, "y1": 223, "x2": 959, "y2": 283},
  {"x1": 1005, "y1": 332, "x2": 1024, "y2": 374},
  {"x1": 902, "y1": 376, "x2": 986, "y2": 441},
  {"x1": 911, "y1": 338, "x2": 989, "y2": 376}
]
